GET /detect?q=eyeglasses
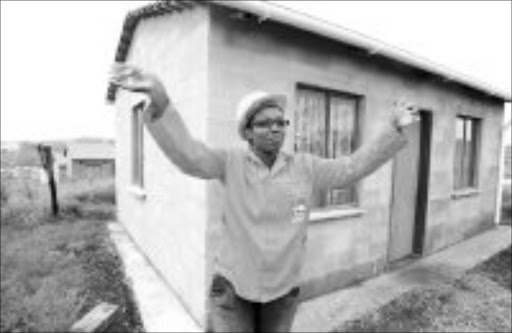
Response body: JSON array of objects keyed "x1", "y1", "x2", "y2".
[{"x1": 251, "y1": 118, "x2": 290, "y2": 130}]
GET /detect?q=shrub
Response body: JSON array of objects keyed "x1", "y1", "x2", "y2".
[
  {"x1": 1, "y1": 178, "x2": 46, "y2": 228},
  {"x1": 60, "y1": 179, "x2": 115, "y2": 205},
  {"x1": 57, "y1": 179, "x2": 116, "y2": 221},
  {"x1": 1, "y1": 177, "x2": 116, "y2": 227}
]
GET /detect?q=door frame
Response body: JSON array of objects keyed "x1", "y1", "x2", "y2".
[
  {"x1": 412, "y1": 110, "x2": 432, "y2": 254},
  {"x1": 386, "y1": 109, "x2": 432, "y2": 265}
]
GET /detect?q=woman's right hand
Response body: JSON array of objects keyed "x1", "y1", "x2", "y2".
[{"x1": 109, "y1": 63, "x2": 170, "y2": 122}]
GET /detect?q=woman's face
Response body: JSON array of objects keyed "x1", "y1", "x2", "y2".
[{"x1": 244, "y1": 106, "x2": 288, "y2": 155}]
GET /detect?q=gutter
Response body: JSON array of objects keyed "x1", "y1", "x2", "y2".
[{"x1": 214, "y1": 0, "x2": 511, "y2": 102}]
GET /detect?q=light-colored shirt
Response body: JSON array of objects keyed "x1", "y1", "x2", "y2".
[{"x1": 147, "y1": 105, "x2": 407, "y2": 302}]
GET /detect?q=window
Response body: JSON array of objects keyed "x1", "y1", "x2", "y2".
[
  {"x1": 131, "y1": 106, "x2": 144, "y2": 188},
  {"x1": 453, "y1": 116, "x2": 480, "y2": 190},
  {"x1": 295, "y1": 85, "x2": 360, "y2": 208}
]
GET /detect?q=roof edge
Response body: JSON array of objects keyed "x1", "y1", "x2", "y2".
[
  {"x1": 106, "y1": 0, "x2": 511, "y2": 103},
  {"x1": 106, "y1": 0, "x2": 198, "y2": 103},
  {"x1": 213, "y1": 0, "x2": 511, "y2": 102}
]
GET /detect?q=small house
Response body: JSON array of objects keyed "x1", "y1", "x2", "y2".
[
  {"x1": 107, "y1": 1, "x2": 511, "y2": 328},
  {"x1": 54, "y1": 139, "x2": 116, "y2": 182}
]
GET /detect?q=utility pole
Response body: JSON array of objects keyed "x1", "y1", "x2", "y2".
[{"x1": 37, "y1": 144, "x2": 59, "y2": 216}]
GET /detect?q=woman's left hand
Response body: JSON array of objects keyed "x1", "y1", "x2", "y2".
[{"x1": 392, "y1": 100, "x2": 421, "y2": 130}]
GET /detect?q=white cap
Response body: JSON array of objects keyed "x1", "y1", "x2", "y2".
[{"x1": 236, "y1": 91, "x2": 287, "y2": 140}]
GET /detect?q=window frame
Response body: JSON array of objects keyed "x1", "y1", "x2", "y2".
[
  {"x1": 453, "y1": 115, "x2": 481, "y2": 191},
  {"x1": 295, "y1": 83, "x2": 362, "y2": 209}
]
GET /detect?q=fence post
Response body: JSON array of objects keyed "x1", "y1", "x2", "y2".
[{"x1": 37, "y1": 144, "x2": 59, "y2": 216}]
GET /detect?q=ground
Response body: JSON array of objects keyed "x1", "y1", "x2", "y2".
[
  {"x1": 0, "y1": 178, "x2": 143, "y2": 332},
  {"x1": 331, "y1": 184, "x2": 511, "y2": 333},
  {"x1": 333, "y1": 238, "x2": 511, "y2": 333},
  {"x1": 1, "y1": 168, "x2": 510, "y2": 332}
]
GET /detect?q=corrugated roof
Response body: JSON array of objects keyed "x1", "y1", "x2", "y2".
[{"x1": 106, "y1": 0, "x2": 511, "y2": 103}]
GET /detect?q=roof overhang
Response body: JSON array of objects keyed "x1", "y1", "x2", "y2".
[
  {"x1": 106, "y1": 0, "x2": 511, "y2": 103},
  {"x1": 216, "y1": 0, "x2": 511, "y2": 102}
]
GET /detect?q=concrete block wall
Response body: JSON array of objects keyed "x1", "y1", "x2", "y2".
[
  {"x1": 207, "y1": 5, "x2": 505, "y2": 299},
  {"x1": 115, "y1": 7, "x2": 210, "y2": 327},
  {"x1": 425, "y1": 94, "x2": 503, "y2": 253}
]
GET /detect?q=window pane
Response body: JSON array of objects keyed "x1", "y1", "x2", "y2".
[
  {"x1": 328, "y1": 94, "x2": 358, "y2": 206},
  {"x1": 462, "y1": 120, "x2": 472, "y2": 188},
  {"x1": 453, "y1": 118, "x2": 465, "y2": 189},
  {"x1": 296, "y1": 88, "x2": 327, "y2": 206},
  {"x1": 467, "y1": 120, "x2": 478, "y2": 187},
  {"x1": 454, "y1": 117, "x2": 479, "y2": 189},
  {"x1": 131, "y1": 108, "x2": 144, "y2": 187},
  {"x1": 455, "y1": 118, "x2": 465, "y2": 140},
  {"x1": 466, "y1": 120, "x2": 473, "y2": 141},
  {"x1": 295, "y1": 88, "x2": 326, "y2": 157},
  {"x1": 328, "y1": 95, "x2": 356, "y2": 157},
  {"x1": 131, "y1": 109, "x2": 137, "y2": 184},
  {"x1": 137, "y1": 109, "x2": 144, "y2": 187}
]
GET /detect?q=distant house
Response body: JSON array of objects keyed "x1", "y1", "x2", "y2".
[
  {"x1": 107, "y1": 1, "x2": 511, "y2": 328},
  {"x1": 0, "y1": 139, "x2": 115, "y2": 183},
  {"x1": 54, "y1": 139, "x2": 116, "y2": 182}
]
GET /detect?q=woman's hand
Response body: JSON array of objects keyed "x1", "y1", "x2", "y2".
[
  {"x1": 392, "y1": 100, "x2": 421, "y2": 131},
  {"x1": 109, "y1": 63, "x2": 170, "y2": 122}
]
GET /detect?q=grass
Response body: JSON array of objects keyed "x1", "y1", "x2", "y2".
[
  {"x1": 334, "y1": 246, "x2": 512, "y2": 332},
  {"x1": 469, "y1": 246, "x2": 511, "y2": 291},
  {"x1": 333, "y1": 247, "x2": 511, "y2": 333},
  {"x1": 0, "y1": 177, "x2": 143, "y2": 332}
]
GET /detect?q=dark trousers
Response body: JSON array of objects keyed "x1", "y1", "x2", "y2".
[{"x1": 207, "y1": 274, "x2": 300, "y2": 332}]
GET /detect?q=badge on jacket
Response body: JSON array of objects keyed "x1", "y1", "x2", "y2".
[{"x1": 291, "y1": 200, "x2": 308, "y2": 224}]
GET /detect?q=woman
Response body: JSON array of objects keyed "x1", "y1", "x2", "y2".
[{"x1": 110, "y1": 63, "x2": 419, "y2": 332}]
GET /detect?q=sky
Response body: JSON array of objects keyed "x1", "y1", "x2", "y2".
[{"x1": 1, "y1": 1, "x2": 511, "y2": 143}]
